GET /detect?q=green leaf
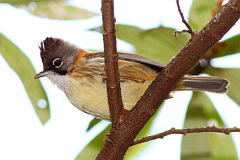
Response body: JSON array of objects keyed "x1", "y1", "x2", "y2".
[
  {"x1": 188, "y1": 0, "x2": 218, "y2": 30},
  {"x1": 1, "y1": 0, "x2": 98, "y2": 20},
  {"x1": 16, "y1": 1, "x2": 98, "y2": 20},
  {"x1": 125, "y1": 104, "x2": 164, "y2": 159},
  {"x1": 0, "y1": 33, "x2": 50, "y2": 124},
  {"x1": 76, "y1": 125, "x2": 110, "y2": 160},
  {"x1": 82, "y1": 105, "x2": 164, "y2": 159},
  {"x1": 181, "y1": 92, "x2": 237, "y2": 159},
  {"x1": 1, "y1": 0, "x2": 60, "y2": 4},
  {"x1": 206, "y1": 68, "x2": 240, "y2": 106},
  {"x1": 86, "y1": 118, "x2": 102, "y2": 132},
  {"x1": 115, "y1": 25, "x2": 190, "y2": 64},
  {"x1": 213, "y1": 35, "x2": 240, "y2": 58},
  {"x1": 91, "y1": 25, "x2": 189, "y2": 64}
]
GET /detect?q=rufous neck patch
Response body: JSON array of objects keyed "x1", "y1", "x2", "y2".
[{"x1": 74, "y1": 49, "x2": 89, "y2": 65}]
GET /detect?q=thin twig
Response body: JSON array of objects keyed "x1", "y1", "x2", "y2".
[
  {"x1": 176, "y1": 0, "x2": 195, "y2": 36},
  {"x1": 173, "y1": 30, "x2": 196, "y2": 37},
  {"x1": 132, "y1": 126, "x2": 240, "y2": 146}
]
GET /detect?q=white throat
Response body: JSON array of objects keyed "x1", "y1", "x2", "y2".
[{"x1": 46, "y1": 72, "x2": 71, "y2": 93}]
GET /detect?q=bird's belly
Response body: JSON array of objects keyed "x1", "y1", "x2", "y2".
[{"x1": 66, "y1": 76, "x2": 150, "y2": 120}]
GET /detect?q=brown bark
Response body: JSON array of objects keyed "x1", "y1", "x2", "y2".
[
  {"x1": 132, "y1": 126, "x2": 240, "y2": 146},
  {"x1": 101, "y1": 0, "x2": 124, "y2": 125},
  {"x1": 97, "y1": 0, "x2": 240, "y2": 159}
]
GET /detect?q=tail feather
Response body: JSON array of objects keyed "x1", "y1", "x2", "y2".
[{"x1": 176, "y1": 76, "x2": 229, "y2": 93}]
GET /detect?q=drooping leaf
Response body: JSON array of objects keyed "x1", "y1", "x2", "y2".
[
  {"x1": 125, "y1": 104, "x2": 164, "y2": 159},
  {"x1": 16, "y1": 1, "x2": 98, "y2": 20},
  {"x1": 212, "y1": 35, "x2": 240, "y2": 58},
  {"x1": 86, "y1": 118, "x2": 102, "y2": 132},
  {"x1": 83, "y1": 105, "x2": 164, "y2": 159},
  {"x1": 91, "y1": 25, "x2": 189, "y2": 64},
  {"x1": 1, "y1": 0, "x2": 98, "y2": 20},
  {"x1": 206, "y1": 68, "x2": 240, "y2": 106},
  {"x1": 76, "y1": 125, "x2": 110, "y2": 160},
  {"x1": 181, "y1": 92, "x2": 237, "y2": 159},
  {"x1": 0, "y1": 33, "x2": 50, "y2": 124},
  {"x1": 1, "y1": 0, "x2": 60, "y2": 4},
  {"x1": 116, "y1": 25, "x2": 190, "y2": 64},
  {"x1": 188, "y1": 0, "x2": 219, "y2": 30}
]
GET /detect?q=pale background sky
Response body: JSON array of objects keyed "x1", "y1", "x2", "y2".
[{"x1": 0, "y1": 0, "x2": 240, "y2": 159}]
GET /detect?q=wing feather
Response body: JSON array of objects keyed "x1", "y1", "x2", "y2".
[
  {"x1": 84, "y1": 52, "x2": 165, "y2": 72},
  {"x1": 83, "y1": 52, "x2": 164, "y2": 83}
]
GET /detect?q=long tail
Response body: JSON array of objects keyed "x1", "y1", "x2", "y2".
[{"x1": 175, "y1": 76, "x2": 229, "y2": 93}]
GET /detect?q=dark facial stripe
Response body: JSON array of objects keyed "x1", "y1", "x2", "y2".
[{"x1": 54, "y1": 70, "x2": 67, "y2": 75}]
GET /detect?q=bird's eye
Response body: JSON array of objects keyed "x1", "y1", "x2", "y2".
[{"x1": 52, "y1": 58, "x2": 63, "y2": 68}]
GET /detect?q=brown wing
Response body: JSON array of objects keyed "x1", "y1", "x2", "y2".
[
  {"x1": 84, "y1": 52, "x2": 165, "y2": 72},
  {"x1": 83, "y1": 52, "x2": 164, "y2": 83}
]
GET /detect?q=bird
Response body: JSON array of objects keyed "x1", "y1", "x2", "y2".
[{"x1": 34, "y1": 37, "x2": 229, "y2": 120}]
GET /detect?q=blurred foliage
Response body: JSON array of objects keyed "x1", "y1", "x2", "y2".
[
  {"x1": 182, "y1": 0, "x2": 240, "y2": 160},
  {"x1": 77, "y1": 105, "x2": 163, "y2": 159},
  {"x1": 0, "y1": 33, "x2": 50, "y2": 124},
  {"x1": 213, "y1": 35, "x2": 240, "y2": 58},
  {"x1": 206, "y1": 68, "x2": 240, "y2": 106},
  {"x1": 181, "y1": 0, "x2": 240, "y2": 157},
  {"x1": 91, "y1": 25, "x2": 190, "y2": 64},
  {"x1": 188, "y1": 0, "x2": 219, "y2": 30},
  {"x1": 0, "y1": 0, "x2": 97, "y2": 123},
  {"x1": 124, "y1": 105, "x2": 163, "y2": 159},
  {"x1": 0, "y1": 0, "x2": 239, "y2": 159},
  {"x1": 91, "y1": 0, "x2": 240, "y2": 159},
  {"x1": 181, "y1": 92, "x2": 237, "y2": 159},
  {"x1": 1, "y1": 0, "x2": 62, "y2": 4},
  {"x1": 87, "y1": 118, "x2": 102, "y2": 132},
  {"x1": 76, "y1": 125, "x2": 111, "y2": 160},
  {"x1": 117, "y1": 25, "x2": 190, "y2": 64},
  {"x1": 1, "y1": 0, "x2": 98, "y2": 20}
]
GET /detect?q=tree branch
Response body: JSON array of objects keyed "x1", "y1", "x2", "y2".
[
  {"x1": 132, "y1": 126, "x2": 240, "y2": 146},
  {"x1": 97, "y1": 0, "x2": 240, "y2": 159},
  {"x1": 101, "y1": 0, "x2": 124, "y2": 125}
]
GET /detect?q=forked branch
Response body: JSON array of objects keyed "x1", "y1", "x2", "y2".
[{"x1": 175, "y1": 0, "x2": 195, "y2": 36}]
